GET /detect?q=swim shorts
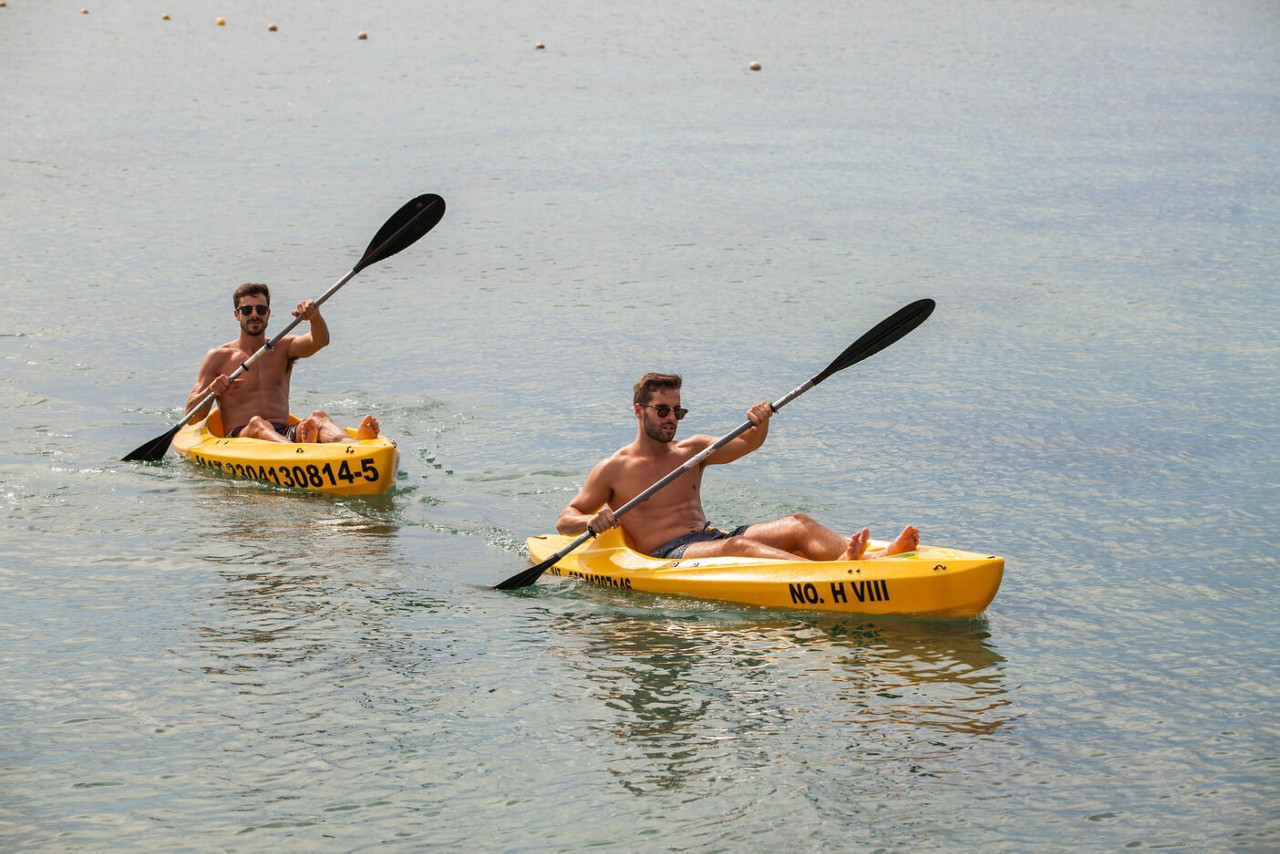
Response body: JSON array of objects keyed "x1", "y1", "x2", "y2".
[
  {"x1": 650, "y1": 523, "x2": 750, "y2": 559},
  {"x1": 228, "y1": 422, "x2": 298, "y2": 441}
]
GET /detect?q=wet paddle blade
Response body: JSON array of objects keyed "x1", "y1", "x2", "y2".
[
  {"x1": 121, "y1": 421, "x2": 183, "y2": 463},
  {"x1": 495, "y1": 530, "x2": 593, "y2": 590},
  {"x1": 353, "y1": 193, "x2": 446, "y2": 274},
  {"x1": 494, "y1": 530, "x2": 588, "y2": 591},
  {"x1": 494, "y1": 555, "x2": 560, "y2": 591}
]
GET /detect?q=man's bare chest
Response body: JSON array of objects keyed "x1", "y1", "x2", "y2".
[
  {"x1": 620, "y1": 460, "x2": 701, "y2": 504},
  {"x1": 216, "y1": 346, "x2": 292, "y2": 387}
]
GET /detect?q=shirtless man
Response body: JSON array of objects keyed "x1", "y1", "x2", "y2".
[
  {"x1": 557, "y1": 372, "x2": 919, "y2": 561},
  {"x1": 186, "y1": 282, "x2": 379, "y2": 444}
]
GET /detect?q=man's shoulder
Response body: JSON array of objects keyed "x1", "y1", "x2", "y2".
[
  {"x1": 597, "y1": 444, "x2": 636, "y2": 469},
  {"x1": 674, "y1": 434, "x2": 717, "y2": 455},
  {"x1": 203, "y1": 340, "x2": 241, "y2": 360},
  {"x1": 592, "y1": 441, "x2": 650, "y2": 476}
]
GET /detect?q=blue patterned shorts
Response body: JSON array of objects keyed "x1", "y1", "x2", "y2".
[{"x1": 650, "y1": 523, "x2": 750, "y2": 559}]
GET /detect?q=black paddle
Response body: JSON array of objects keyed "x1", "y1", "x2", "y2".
[
  {"x1": 494, "y1": 297, "x2": 937, "y2": 590},
  {"x1": 123, "y1": 193, "x2": 446, "y2": 463}
]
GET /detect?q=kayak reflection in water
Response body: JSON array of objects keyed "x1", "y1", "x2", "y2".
[
  {"x1": 556, "y1": 372, "x2": 919, "y2": 561},
  {"x1": 185, "y1": 282, "x2": 380, "y2": 444}
]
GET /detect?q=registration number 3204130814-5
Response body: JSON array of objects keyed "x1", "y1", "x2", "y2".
[{"x1": 192, "y1": 455, "x2": 380, "y2": 489}]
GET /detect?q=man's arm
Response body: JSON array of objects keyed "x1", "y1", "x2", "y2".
[
  {"x1": 705, "y1": 401, "x2": 772, "y2": 465},
  {"x1": 185, "y1": 349, "x2": 237, "y2": 423},
  {"x1": 556, "y1": 458, "x2": 618, "y2": 535},
  {"x1": 284, "y1": 300, "x2": 330, "y2": 359}
]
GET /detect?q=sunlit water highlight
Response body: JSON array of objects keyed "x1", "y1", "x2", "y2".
[{"x1": 2, "y1": 1, "x2": 1277, "y2": 850}]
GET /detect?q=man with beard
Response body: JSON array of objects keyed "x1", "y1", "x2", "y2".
[
  {"x1": 557, "y1": 372, "x2": 919, "y2": 561},
  {"x1": 185, "y1": 282, "x2": 379, "y2": 444}
]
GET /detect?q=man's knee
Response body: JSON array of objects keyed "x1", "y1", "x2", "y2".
[
  {"x1": 787, "y1": 513, "x2": 819, "y2": 530},
  {"x1": 236, "y1": 417, "x2": 274, "y2": 441}
]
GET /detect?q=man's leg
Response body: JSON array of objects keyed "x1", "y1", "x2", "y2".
[
  {"x1": 237, "y1": 416, "x2": 292, "y2": 443},
  {"x1": 738, "y1": 514, "x2": 859, "y2": 560},
  {"x1": 681, "y1": 514, "x2": 920, "y2": 561},
  {"x1": 742, "y1": 515, "x2": 920, "y2": 559},
  {"x1": 678, "y1": 535, "x2": 806, "y2": 561}
]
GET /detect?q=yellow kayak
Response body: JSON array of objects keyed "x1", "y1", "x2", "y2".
[
  {"x1": 172, "y1": 408, "x2": 398, "y2": 496},
  {"x1": 525, "y1": 528, "x2": 1003, "y2": 618}
]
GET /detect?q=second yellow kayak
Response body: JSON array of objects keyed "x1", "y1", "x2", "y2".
[{"x1": 526, "y1": 528, "x2": 1003, "y2": 618}]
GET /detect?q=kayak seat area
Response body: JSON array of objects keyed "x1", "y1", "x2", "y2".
[
  {"x1": 205, "y1": 409, "x2": 226, "y2": 438},
  {"x1": 594, "y1": 526, "x2": 642, "y2": 553}
]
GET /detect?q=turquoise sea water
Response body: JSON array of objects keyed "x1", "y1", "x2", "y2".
[{"x1": 2, "y1": 1, "x2": 1277, "y2": 850}]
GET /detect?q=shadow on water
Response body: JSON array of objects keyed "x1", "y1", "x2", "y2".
[{"x1": 542, "y1": 592, "x2": 1011, "y2": 794}]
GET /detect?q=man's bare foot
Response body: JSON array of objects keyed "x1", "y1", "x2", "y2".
[
  {"x1": 883, "y1": 525, "x2": 919, "y2": 556},
  {"x1": 355, "y1": 415, "x2": 380, "y2": 440},
  {"x1": 839, "y1": 528, "x2": 870, "y2": 561},
  {"x1": 294, "y1": 417, "x2": 318, "y2": 444},
  {"x1": 841, "y1": 525, "x2": 918, "y2": 559}
]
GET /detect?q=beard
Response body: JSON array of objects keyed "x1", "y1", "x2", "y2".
[{"x1": 642, "y1": 414, "x2": 676, "y2": 443}]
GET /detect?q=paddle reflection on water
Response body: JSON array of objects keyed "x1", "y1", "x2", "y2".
[{"x1": 545, "y1": 601, "x2": 1010, "y2": 795}]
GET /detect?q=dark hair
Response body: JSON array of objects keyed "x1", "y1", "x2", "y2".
[
  {"x1": 233, "y1": 282, "x2": 270, "y2": 307},
  {"x1": 633, "y1": 372, "x2": 682, "y2": 405}
]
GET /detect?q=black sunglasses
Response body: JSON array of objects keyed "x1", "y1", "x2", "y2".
[
  {"x1": 640, "y1": 403, "x2": 688, "y2": 421},
  {"x1": 237, "y1": 305, "x2": 270, "y2": 317}
]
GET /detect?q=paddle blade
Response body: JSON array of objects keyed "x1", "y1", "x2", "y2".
[
  {"x1": 812, "y1": 298, "x2": 935, "y2": 385},
  {"x1": 494, "y1": 556, "x2": 559, "y2": 590},
  {"x1": 121, "y1": 421, "x2": 183, "y2": 462},
  {"x1": 353, "y1": 193, "x2": 446, "y2": 274},
  {"x1": 495, "y1": 530, "x2": 594, "y2": 589}
]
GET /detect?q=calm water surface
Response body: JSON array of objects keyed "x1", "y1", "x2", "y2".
[{"x1": 2, "y1": 1, "x2": 1277, "y2": 850}]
